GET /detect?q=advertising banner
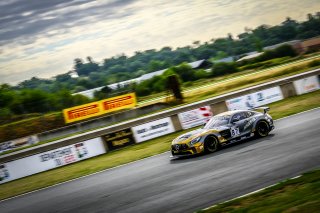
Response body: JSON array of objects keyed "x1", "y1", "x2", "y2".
[
  {"x1": 132, "y1": 117, "x2": 175, "y2": 143},
  {"x1": 63, "y1": 101, "x2": 102, "y2": 123},
  {"x1": 178, "y1": 106, "x2": 213, "y2": 129},
  {"x1": 0, "y1": 164, "x2": 10, "y2": 182},
  {"x1": 63, "y1": 93, "x2": 137, "y2": 123},
  {"x1": 0, "y1": 138, "x2": 106, "y2": 184},
  {"x1": 0, "y1": 135, "x2": 39, "y2": 154},
  {"x1": 101, "y1": 93, "x2": 136, "y2": 114},
  {"x1": 102, "y1": 128, "x2": 135, "y2": 151},
  {"x1": 293, "y1": 75, "x2": 320, "y2": 95},
  {"x1": 226, "y1": 86, "x2": 283, "y2": 110}
]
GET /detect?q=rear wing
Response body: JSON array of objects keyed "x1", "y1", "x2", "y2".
[{"x1": 254, "y1": 106, "x2": 270, "y2": 114}]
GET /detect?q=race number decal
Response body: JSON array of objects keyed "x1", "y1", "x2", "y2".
[{"x1": 231, "y1": 127, "x2": 240, "y2": 137}]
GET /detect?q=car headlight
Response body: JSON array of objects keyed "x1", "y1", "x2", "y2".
[{"x1": 189, "y1": 137, "x2": 202, "y2": 146}]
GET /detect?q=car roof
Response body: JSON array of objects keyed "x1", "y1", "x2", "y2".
[{"x1": 216, "y1": 109, "x2": 250, "y2": 116}]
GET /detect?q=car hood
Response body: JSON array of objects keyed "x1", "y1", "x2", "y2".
[{"x1": 172, "y1": 127, "x2": 227, "y2": 145}]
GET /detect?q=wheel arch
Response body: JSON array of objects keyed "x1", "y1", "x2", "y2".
[
  {"x1": 203, "y1": 134, "x2": 220, "y2": 142},
  {"x1": 253, "y1": 118, "x2": 269, "y2": 131}
]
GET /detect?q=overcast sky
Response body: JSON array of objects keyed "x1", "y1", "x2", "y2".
[{"x1": 0, "y1": 0, "x2": 319, "y2": 85}]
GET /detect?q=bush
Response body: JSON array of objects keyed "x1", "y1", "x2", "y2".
[
  {"x1": 135, "y1": 85, "x2": 152, "y2": 96},
  {"x1": 211, "y1": 62, "x2": 238, "y2": 77},
  {"x1": 194, "y1": 69, "x2": 210, "y2": 79}
]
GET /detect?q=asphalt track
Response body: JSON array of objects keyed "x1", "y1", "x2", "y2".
[{"x1": 1, "y1": 108, "x2": 320, "y2": 213}]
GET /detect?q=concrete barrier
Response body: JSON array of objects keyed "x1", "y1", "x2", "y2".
[{"x1": 1, "y1": 68, "x2": 319, "y2": 163}]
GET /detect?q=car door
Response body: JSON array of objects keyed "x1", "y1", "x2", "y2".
[
  {"x1": 230, "y1": 112, "x2": 247, "y2": 138},
  {"x1": 242, "y1": 111, "x2": 256, "y2": 135}
]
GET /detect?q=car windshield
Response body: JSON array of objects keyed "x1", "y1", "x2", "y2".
[{"x1": 204, "y1": 115, "x2": 230, "y2": 129}]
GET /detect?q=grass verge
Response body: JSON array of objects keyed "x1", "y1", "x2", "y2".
[
  {"x1": 0, "y1": 90, "x2": 319, "y2": 201},
  {"x1": 197, "y1": 169, "x2": 320, "y2": 213}
]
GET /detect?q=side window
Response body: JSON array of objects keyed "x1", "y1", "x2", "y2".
[
  {"x1": 246, "y1": 111, "x2": 254, "y2": 117},
  {"x1": 232, "y1": 112, "x2": 247, "y2": 122},
  {"x1": 231, "y1": 113, "x2": 241, "y2": 122},
  {"x1": 239, "y1": 112, "x2": 247, "y2": 120}
]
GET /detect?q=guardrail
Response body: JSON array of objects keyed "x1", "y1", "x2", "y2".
[{"x1": 1, "y1": 68, "x2": 319, "y2": 164}]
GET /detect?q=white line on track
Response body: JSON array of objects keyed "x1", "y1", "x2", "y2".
[{"x1": 1, "y1": 107, "x2": 319, "y2": 203}]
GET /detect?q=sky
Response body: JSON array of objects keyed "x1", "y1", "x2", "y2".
[{"x1": 0, "y1": 0, "x2": 319, "y2": 85}]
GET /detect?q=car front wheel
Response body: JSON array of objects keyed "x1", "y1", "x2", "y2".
[{"x1": 204, "y1": 136, "x2": 219, "y2": 153}]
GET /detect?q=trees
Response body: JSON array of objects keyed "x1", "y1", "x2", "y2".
[
  {"x1": 252, "y1": 44, "x2": 298, "y2": 63},
  {"x1": 94, "y1": 86, "x2": 113, "y2": 100},
  {"x1": 169, "y1": 63, "x2": 196, "y2": 82},
  {"x1": 74, "y1": 57, "x2": 99, "y2": 76},
  {"x1": 0, "y1": 86, "x2": 90, "y2": 122},
  {"x1": 211, "y1": 62, "x2": 238, "y2": 77}
]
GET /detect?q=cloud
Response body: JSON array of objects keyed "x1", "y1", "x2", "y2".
[
  {"x1": 0, "y1": 0, "x2": 136, "y2": 45},
  {"x1": 0, "y1": 0, "x2": 319, "y2": 85}
]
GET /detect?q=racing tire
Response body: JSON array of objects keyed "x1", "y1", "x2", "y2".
[
  {"x1": 255, "y1": 120, "x2": 270, "y2": 138},
  {"x1": 204, "y1": 135, "x2": 219, "y2": 153}
]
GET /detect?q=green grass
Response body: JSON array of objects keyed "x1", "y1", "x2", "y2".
[
  {"x1": 0, "y1": 90, "x2": 320, "y2": 200},
  {"x1": 197, "y1": 169, "x2": 320, "y2": 213}
]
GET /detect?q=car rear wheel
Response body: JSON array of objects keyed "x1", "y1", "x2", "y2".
[
  {"x1": 255, "y1": 121, "x2": 270, "y2": 137},
  {"x1": 204, "y1": 136, "x2": 219, "y2": 153}
]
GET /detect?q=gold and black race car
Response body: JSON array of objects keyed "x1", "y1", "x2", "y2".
[{"x1": 171, "y1": 107, "x2": 274, "y2": 157}]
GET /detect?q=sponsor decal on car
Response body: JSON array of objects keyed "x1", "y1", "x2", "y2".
[{"x1": 244, "y1": 118, "x2": 256, "y2": 130}]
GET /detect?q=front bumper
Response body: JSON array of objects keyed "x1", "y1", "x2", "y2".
[{"x1": 171, "y1": 143, "x2": 204, "y2": 156}]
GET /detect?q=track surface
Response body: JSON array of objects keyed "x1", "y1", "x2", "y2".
[{"x1": 1, "y1": 109, "x2": 320, "y2": 213}]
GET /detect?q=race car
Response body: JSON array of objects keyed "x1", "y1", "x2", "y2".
[{"x1": 171, "y1": 107, "x2": 274, "y2": 157}]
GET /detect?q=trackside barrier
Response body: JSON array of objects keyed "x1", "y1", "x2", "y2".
[
  {"x1": 0, "y1": 138, "x2": 106, "y2": 184},
  {"x1": 0, "y1": 69, "x2": 319, "y2": 184}
]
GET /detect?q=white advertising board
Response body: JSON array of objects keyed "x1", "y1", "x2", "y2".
[
  {"x1": 226, "y1": 86, "x2": 284, "y2": 110},
  {"x1": 178, "y1": 106, "x2": 213, "y2": 129},
  {"x1": 0, "y1": 138, "x2": 106, "y2": 184},
  {"x1": 132, "y1": 117, "x2": 175, "y2": 143},
  {"x1": 293, "y1": 75, "x2": 320, "y2": 95},
  {"x1": 0, "y1": 135, "x2": 39, "y2": 154}
]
